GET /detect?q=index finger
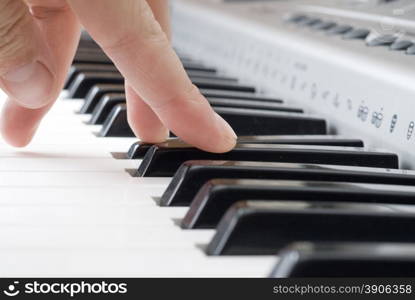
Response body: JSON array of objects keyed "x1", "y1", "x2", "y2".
[{"x1": 68, "y1": 0, "x2": 237, "y2": 153}]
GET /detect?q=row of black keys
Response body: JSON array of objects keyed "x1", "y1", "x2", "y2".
[
  {"x1": 125, "y1": 140, "x2": 415, "y2": 277},
  {"x1": 126, "y1": 140, "x2": 415, "y2": 277},
  {"x1": 66, "y1": 43, "x2": 326, "y2": 137},
  {"x1": 67, "y1": 40, "x2": 415, "y2": 277}
]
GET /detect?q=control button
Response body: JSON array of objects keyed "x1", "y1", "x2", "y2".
[
  {"x1": 312, "y1": 21, "x2": 337, "y2": 31},
  {"x1": 371, "y1": 110, "x2": 383, "y2": 128},
  {"x1": 407, "y1": 122, "x2": 414, "y2": 140},
  {"x1": 366, "y1": 34, "x2": 397, "y2": 47},
  {"x1": 357, "y1": 105, "x2": 369, "y2": 122},
  {"x1": 299, "y1": 17, "x2": 322, "y2": 27},
  {"x1": 287, "y1": 14, "x2": 308, "y2": 23},
  {"x1": 390, "y1": 114, "x2": 398, "y2": 133},
  {"x1": 390, "y1": 40, "x2": 413, "y2": 51},
  {"x1": 343, "y1": 28, "x2": 371, "y2": 40},
  {"x1": 327, "y1": 24, "x2": 353, "y2": 35},
  {"x1": 406, "y1": 45, "x2": 415, "y2": 55}
]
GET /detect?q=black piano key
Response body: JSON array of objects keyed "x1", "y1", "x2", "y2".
[
  {"x1": 271, "y1": 242, "x2": 415, "y2": 277},
  {"x1": 76, "y1": 49, "x2": 103, "y2": 57},
  {"x1": 190, "y1": 75, "x2": 238, "y2": 85},
  {"x1": 127, "y1": 141, "x2": 150, "y2": 159},
  {"x1": 209, "y1": 99, "x2": 302, "y2": 113},
  {"x1": 188, "y1": 72, "x2": 237, "y2": 82},
  {"x1": 136, "y1": 143, "x2": 398, "y2": 177},
  {"x1": 201, "y1": 89, "x2": 283, "y2": 103},
  {"x1": 76, "y1": 47, "x2": 104, "y2": 54},
  {"x1": 68, "y1": 72, "x2": 124, "y2": 99},
  {"x1": 78, "y1": 85, "x2": 279, "y2": 110},
  {"x1": 99, "y1": 104, "x2": 134, "y2": 137},
  {"x1": 213, "y1": 107, "x2": 327, "y2": 135},
  {"x1": 89, "y1": 93, "x2": 126, "y2": 125},
  {"x1": 206, "y1": 200, "x2": 415, "y2": 255},
  {"x1": 65, "y1": 64, "x2": 118, "y2": 89},
  {"x1": 79, "y1": 31, "x2": 98, "y2": 43},
  {"x1": 192, "y1": 79, "x2": 255, "y2": 93},
  {"x1": 236, "y1": 135, "x2": 364, "y2": 147},
  {"x1": 74, "y1": 41, "x2": 210, "y2": 68},
  {"x1": 88, "y1": 94, "x2": 299, "y2": 121},
  {"x1": 79, "y1": 84, "x2": 125, "y2": 114},
  {"x1": 160, "y1": 161, "x2": 415, "y2": 207},
  {"x1": 78, "y1": 35, "x2": 100, "y2": 49},
  {"x1": 73, "y1": 52, "x2": 113, "y2": 65},
  {"x1": 75, "y1": 44, "x2": 107, "y2": 53},
  {"x1": 69, "y1": 72, "x2": 244, "y2": 101},
  {"x1": 127, "y1": 136, "x2": 364, "y2": 159},
  {"x1": 66, "y1": 63, "x2": 228, "y2": 90},
  {"x1": 181, "y1": 179, "x2": 415, "y2": 229},
  {"x1": 112, "y1": 106, "x2": 326, "y2": 139},
  {"x1": 182, "y1": 63, "x2": 216, "y2": 73}
]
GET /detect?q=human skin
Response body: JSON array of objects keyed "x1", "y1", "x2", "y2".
[{"x1": 0, "y1": 0, "x2": 237, "y2": 152}]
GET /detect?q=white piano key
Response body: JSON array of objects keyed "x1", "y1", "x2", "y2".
[
  {"x1": 0, "y1": 250, "x2": 276, "y2": 277},
  {"x1": 0, "y1": 223, "x2": 216, "y2": 248},
  {"x1": 0, "y1": 186, "x2": 166, "y2": 206},
  {"x1": 0, "y1": 87, "x2": 277, "y2": 278},
  {"x1": 0, "y1": 171, "x2": 171, "y2": 187},
  {"x1": 0, "y1": 205, "x2": 189, "y2": 225},
  {"x1": 21, "y1": 136, "x2": 137, "y2": 147},
  {"x1": 0, "y1": 158, "x2": 138, "y2": 171}
]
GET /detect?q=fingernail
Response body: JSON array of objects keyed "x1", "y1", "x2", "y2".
[
  {"x1": 2, "y1": 61, "x2": 53, "y2": 109},
  {"x1": 214, "y1": 112, "x2": 237, "y2": 149}
]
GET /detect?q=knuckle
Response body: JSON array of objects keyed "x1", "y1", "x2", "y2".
[
  {"x1": 102, "y1": 23, "x2": 170, "y2": 80},
  {"x1": 0, "y1": 0, "x2": 34, "y2": 73},
  {"x1": 136, "y1": 1, "x2": 166, "y2": 43},
  {"x1": 29, "y1": 3, "x2": 71, "y2": 20},
  {"x1": 102, "y1": 1, "x2": 168, "y2": 53},
  {"x1": 0, "y1": 0, "x2": 28, "y2": 39}
]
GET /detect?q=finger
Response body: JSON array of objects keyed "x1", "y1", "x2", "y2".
[
  {"x1": 0, "y1": 0, "x2": 80, "y2": 146},
  {"x1": 69, "y1": 0, "x2": 236, "y2": 153},
  {"x1": 126, "y1": 82, "x2": 169, "y2": 143},
  {"x1": 0, "y1": 98, "x2": 51, "y2": 147},
  {"x1": 126, "y1": 0, "x2": 170, "y2": 143},
  {"x1": 147, "y1": 0, "x2": 171, "y2": 39},
  {"x1": 0, "y1": 0, "x2": 56, "y2": 108}
]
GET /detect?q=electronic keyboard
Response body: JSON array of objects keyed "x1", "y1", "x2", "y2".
[{"x1": 2, "y1": 0, "x2": 415, "y2": 277}]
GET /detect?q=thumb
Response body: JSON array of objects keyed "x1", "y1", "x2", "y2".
[{"x1": 0, "y1": 0, "x2": 54, "y2": 109}]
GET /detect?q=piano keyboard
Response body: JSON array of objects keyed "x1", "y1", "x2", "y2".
[
  {"x1": 3, "y1": 0, "x2": 415, "y2": 278},
  {"x1": 0, "y1": 94, "x2": 277, "y2": 277}
]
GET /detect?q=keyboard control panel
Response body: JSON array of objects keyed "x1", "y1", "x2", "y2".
[{"x1": 172, "y1": 0, "x2": 415, "y2": 168}]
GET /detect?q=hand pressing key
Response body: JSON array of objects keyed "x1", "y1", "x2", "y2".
[{"x1": 0, "y1": 0, "x2": 237, "y2": 152}]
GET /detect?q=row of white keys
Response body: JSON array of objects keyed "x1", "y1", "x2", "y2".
[{"x1": 0, "y1": 92, "x2": 277, "y2": 277}]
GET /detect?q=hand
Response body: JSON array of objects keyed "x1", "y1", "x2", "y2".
[{"x1": 0, "y1": 0, "x2": 237, "y2": 152}]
